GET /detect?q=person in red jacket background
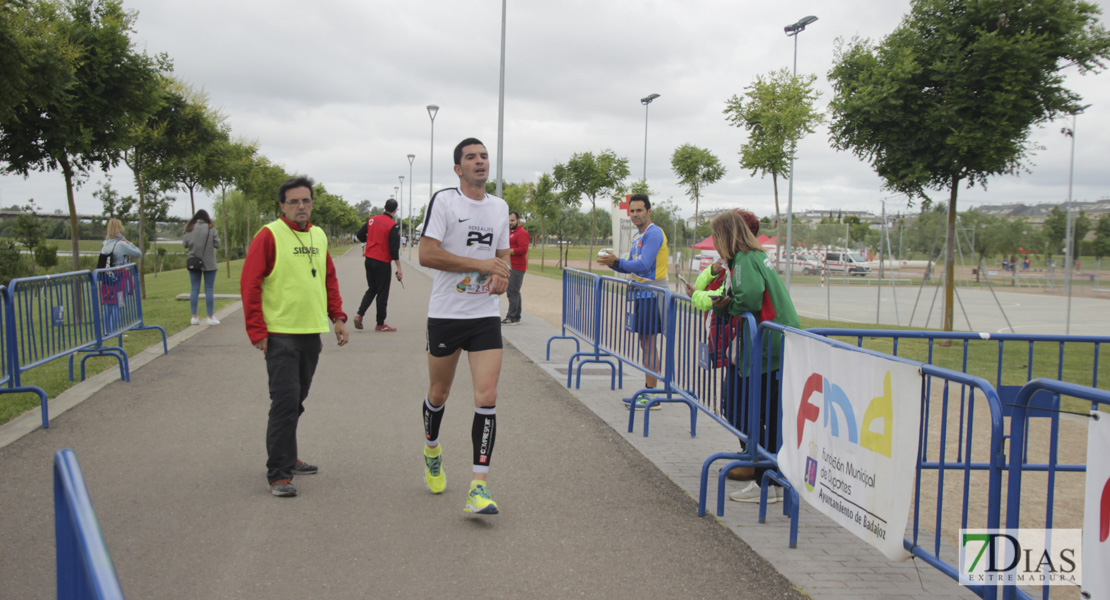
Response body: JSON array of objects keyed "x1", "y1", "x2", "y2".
[
  {"x1": 503, "y1": 211, "x2": 530, "y2": 326},
  {"x1": 354, "y1": 199, "x2": 403, "y2": 332}
]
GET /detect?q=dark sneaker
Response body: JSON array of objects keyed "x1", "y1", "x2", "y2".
[
  {"x1": 270, "y1": 478, "x2": 297, "y2": 497},
  {"x1": 293, "y1": 459, "x2": 318, "y2": 475},
  {"x1": 501, "y1": 318, "x2": 520, "y2": 326},
  {"x1": 353, "y1": 315, "x2": 364, "y2": 330}
]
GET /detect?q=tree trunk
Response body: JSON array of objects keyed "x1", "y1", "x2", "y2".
[
  {"x1": 772, "y1": 174, "x2": 781, "y2": 270},
  {"x1": 588, "y1": 197, "x2": 595, "y2": 273},
  {"x1": 188, "y1": 184, "x2": 196, "y2": 216},
  {"x1": 135, "y1": 162, "x2": 147, "y2": 299},
  {"x1": 61, "y1": 159, "x2": 81, "y2": 272},
  {"x1": 943, "y1": 177, "x2": 960, "y2": 332},
  {"x1": 540, "y1": 217, "x2": 546, "y2": 271},
  {"x1": 223, "y1": 188, "x2": 231, "y2": 278},
  {"x1": 694, "y1": 193, "x2": 700, "y2": 243}
]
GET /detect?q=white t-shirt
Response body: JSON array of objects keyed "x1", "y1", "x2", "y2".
[{"x1": 422, "y1": 187, "x2": 510, "y2": 319}]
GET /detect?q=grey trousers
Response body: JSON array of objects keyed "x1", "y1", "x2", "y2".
[{"x1": 506, "y1": 269, "x2": 525, "y2": 320}]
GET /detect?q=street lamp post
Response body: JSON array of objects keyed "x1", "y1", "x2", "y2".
[
  {"x1": 782, "y1": 15, "x2": 817, "y2": 291},
  {"x1": 427, "y1": 104, "x2": 439, "y2": 246},
  {"x1": 640, "y1": 93, "x2": 660, "y2": 182},
  {"x1": 398, "y1": 174, "x2": 404, "y2": 242},
  {"x1": 407, "y1": 153, "x2": 415, "y2": 260},
  {"x1": 1064, "y1": 103, "x2": 1091, "y2": 334},
  {"x1": 495, "y1": 0, "x2": 507, "y2": 198}
]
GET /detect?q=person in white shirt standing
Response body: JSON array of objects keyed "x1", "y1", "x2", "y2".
[{"x1": 418, "y1": 138, "x2": 511, "y2": 515}]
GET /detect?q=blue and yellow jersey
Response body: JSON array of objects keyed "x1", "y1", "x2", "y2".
[{"x1": 611, "y1": 223, "x2": 668, "y2": 285}]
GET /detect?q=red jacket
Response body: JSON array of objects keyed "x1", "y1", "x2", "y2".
[
  {"x1": 509, "y1": 225, "x2": 530, "y2": 271},
  {"x1": 240, "y1": 216, "x2": 347, "y2": 344}
]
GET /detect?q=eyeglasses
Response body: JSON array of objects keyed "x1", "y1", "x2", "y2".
[{"x1": 283, "y1": 198, "x2": 314, "y2": 206}]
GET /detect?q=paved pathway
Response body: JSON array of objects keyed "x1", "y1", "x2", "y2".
[
  {"x1": 0, "y1": 248, "x2": 987, "y2": 599},
  {"x1": 0, "y1": 249, "x2": 801, "y2": 600}
]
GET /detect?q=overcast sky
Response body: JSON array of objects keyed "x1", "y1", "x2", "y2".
[{"x1": 2, "y1": 0, "x2": 1109, "y2": 223}]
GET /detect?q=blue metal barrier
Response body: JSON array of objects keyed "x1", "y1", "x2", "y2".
[
  {"x1": 769, "y1": 325, "x2": 1008, "y2": 596},
  {"x1": 1003, "y1": 379, "x2": 1110, "y2": 600},
  {"x1": 806, "y1": 329, "x2": 1106, "y2": 414},
  {"x1": 76, "y1": 264, "x2": 167, "y2": 379},
  {"x1": 6, "y1": 271, "x2": 127, "y2": 427},
  {"x1": 594, "y1": 278, "x2": 696, "y2": 434},
  {"x1": 545, "y1": 269, "x2": 617, "y2": 389},
  {"x1": 0, "y1": 285, "x2": 50, "y2": 427},
  {"x1": 54, "y1": 449, "x2": 124, "y2": 599}
]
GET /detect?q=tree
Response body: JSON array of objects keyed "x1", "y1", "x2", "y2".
[
  {"x1": 1094, "y1": 214, "x2": 1110, "y2": 264},
  {"x1": 151, "y1": 83, "x2": 227, "y2": 216},
  {"x1": 529, "y1": 173, "x2": 560, "y2": 269},
  {"x1": 552, "y1": 150, "x2": 629, "y2": 271},
  {"x1": 828, "y1": 0, "x2": 1110, "y2": 330},
  {"x1": 0, "y1": 0, "x2": 169, "y2": 271},
  {"x1": 670, "y1": 144, "x2": 726, "y2": 236},
  {"x1": 1042, "y1": 206, "x2": 1068, "y2": 256},
  {"x1": 723, "y1": 67, "x2": 822, "y2": 252},
  {"x1": 1072, "y1": 210, "x2": 1092, "y2": 259},
  {"x1": 209, "y1": 138, "x2": 257, "y2": 276},
  {"x1": 93, "y1": 177, "x2": 135, "y2": 221},
  {"x1": 0, "y1": 0, "x2": 76, "y2": 128},
  {"x1": 354, "y1": 200, "x2": 373, "y2": 219},
  {"x1": 124, "y1": 79, "x2": 193, "y2": 297}
]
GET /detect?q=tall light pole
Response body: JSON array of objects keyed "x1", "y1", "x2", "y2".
[
  {"x1": 782, "y1": 15, "x2": 817, "y2": 291},
  {"x1": 1064, "y1": 103, "x2": 1091, "y2": 334},
  {"x1": 427, "y1": 104, "x2": 439, "y2": 240},
  {"x1": 640, "y1": 93, "x2": 660, "y2": 182},
  {"x1": 397, "y1": 174, "x2": 404, "y2": 237},
  {"x1": 393, "y1": 186, "x2": 398, "y2": 201},
  {"x1": 407, "y1": 153, "x2": 415, "y2": 260},
  {"x1": 495, "y1": 0, "x2": 507, "y2": 197}
]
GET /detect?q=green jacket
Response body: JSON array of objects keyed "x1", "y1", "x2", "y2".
[{"x1": 713, "y1": 250, "x2": 800, "y2": 371}]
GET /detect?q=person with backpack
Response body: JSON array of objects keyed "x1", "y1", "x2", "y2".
[
  {"x1": 183, "y1": 210, "x2": 222, "y2": 325},
  {"x1": 99, "y1": 218, "x2": 142, "y2": 267},
  {"x1": 98, "y1": 219, "x2": 141, "y2": 334}
]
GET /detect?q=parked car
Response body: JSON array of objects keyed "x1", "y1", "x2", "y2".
[{"x1": 824, "y1": 251, "x2": 871, "y2": 276}]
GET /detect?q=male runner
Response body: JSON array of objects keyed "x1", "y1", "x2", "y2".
[{"x1": 418, "y1": 138, "x2": 510, "y2": 515}]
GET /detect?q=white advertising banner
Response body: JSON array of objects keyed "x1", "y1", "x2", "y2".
[
  {"x1": 779, "y1": 331, "x2": 923, "y2": 561},
  {"x1": 1083, "y1": 411, "x2": 1110, "y2": 600}
]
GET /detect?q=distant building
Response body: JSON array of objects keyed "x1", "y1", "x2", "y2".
[{"x1": 973, "y1": 199, "x2": 1110, "y2": 225}]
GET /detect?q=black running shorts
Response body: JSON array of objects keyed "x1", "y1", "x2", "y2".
[{"x1": 426, "y1": 316, "x2": 503, "y2": 357}]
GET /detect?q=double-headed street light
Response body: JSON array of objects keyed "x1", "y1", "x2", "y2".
[
  {"x1": 1064, "y1": 103, "x2": 1092, "y2": 334},
  {"x1": 640, "y1": 93, "x2": 661, "y2": 182},
  {"x1": 781, "y1": 14, "x2": 817, "y2": 291},
  {"x1": 407, "y1": 153, "x2": 415, "y2": 260}
]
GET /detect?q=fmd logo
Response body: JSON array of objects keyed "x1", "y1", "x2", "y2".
[{"x1": 959, "y1": 529, "x2": 1082, "y2": 587}]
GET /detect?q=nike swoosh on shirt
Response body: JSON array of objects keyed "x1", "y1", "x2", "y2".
[{"x1": 458, "y1": 218, "x2": 471, "y2": 222}]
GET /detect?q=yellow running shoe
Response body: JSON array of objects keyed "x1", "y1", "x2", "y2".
[
  {"x1": 424, "y1": 444, "x2": 445, "y2": 494},
  {"x1": 465, "y1": 480, "x2": 499, "y2": 515}
]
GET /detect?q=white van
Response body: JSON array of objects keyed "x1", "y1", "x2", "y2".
[
  {"x1": 776, "y1": 254, "x2": 823, "y2": 275},
  {"x1": 824, "y1": 251, "x2": 871, "y2": 276}
]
